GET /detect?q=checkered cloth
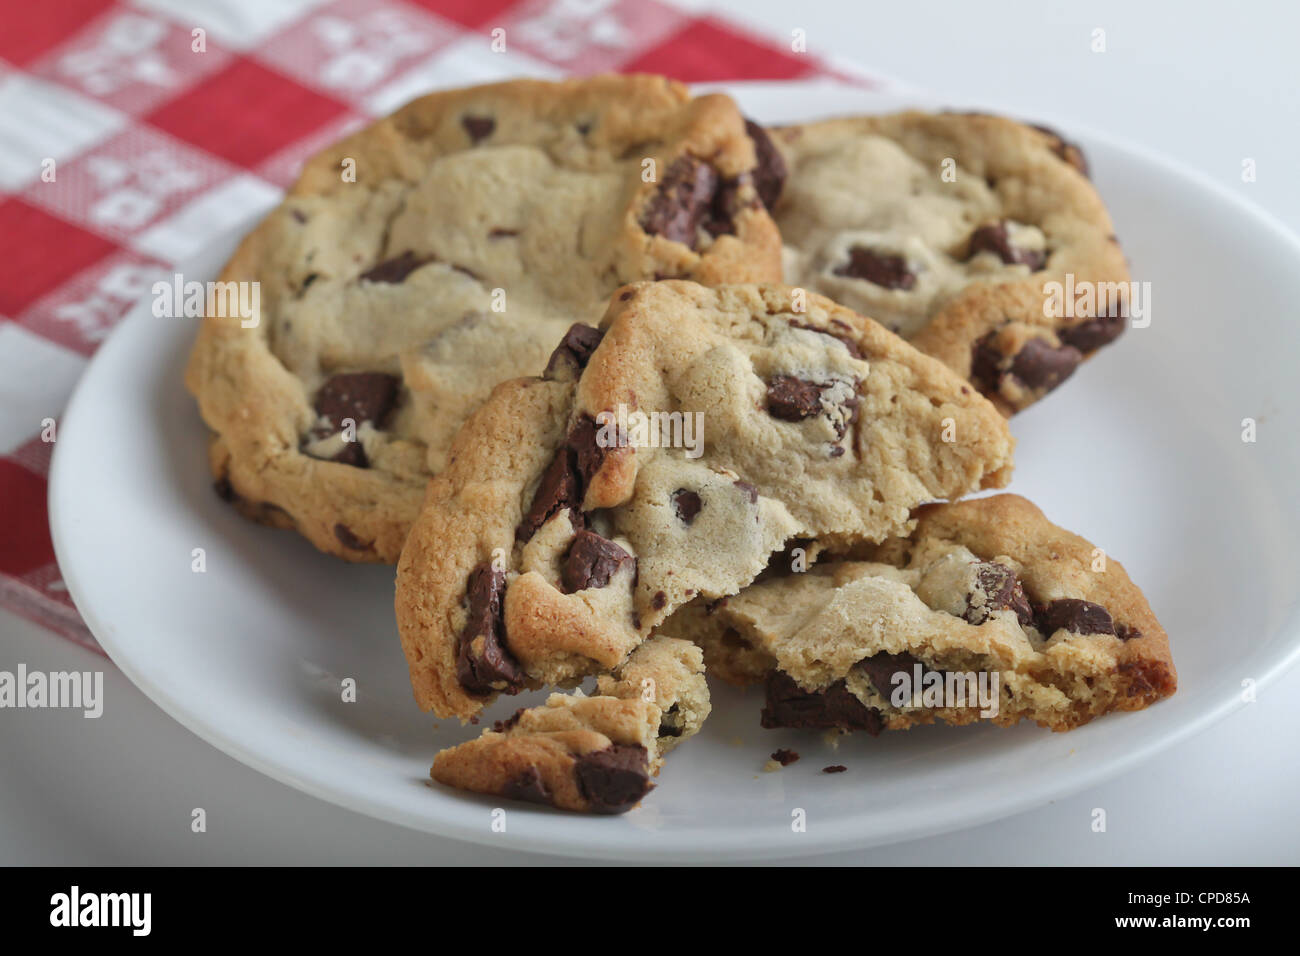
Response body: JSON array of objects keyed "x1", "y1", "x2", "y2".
[{"x1": 0, "y1": 0, "x2": 891, "y2": 653}]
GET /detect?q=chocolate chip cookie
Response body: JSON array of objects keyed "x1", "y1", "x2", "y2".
[
  {"x1": 670, "y1": 494, "x2": 1175, "y2": 733},
  {"x1": 771, "y1": 111, "x2": 1130, "y2": 414},
  {"x1": 395, "y1": 280, "x2": 1015, "y2": 723},
  {"x1": 431, "y1": 636, "x2": 709, "y2": 813},
  {"x1": 186, "y1": 75, "x2": 784, "y2": 562}
]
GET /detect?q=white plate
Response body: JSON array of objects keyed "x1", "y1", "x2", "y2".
[{"x1": 50, "y1": 84, "x2": 1300, "y2": 861}]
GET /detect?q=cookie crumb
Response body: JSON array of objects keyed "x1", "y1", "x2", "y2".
[
  {"x1": 771, "y1": 748, "x2": 800, "y2": 766},
  {"x1": 822, "y1": 764, "x2": 847, "y2": 774}
]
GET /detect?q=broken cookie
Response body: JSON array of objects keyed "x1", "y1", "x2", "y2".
[
  {"x1": 670, "y1": 494, "x2": 1175, "y2": 733},
  {"x1": 396, "y1": 280, "x2": 1015, "y2": 722},
  {"x1": 430, "y1": 637, "x2": 709, "y2": 813}
]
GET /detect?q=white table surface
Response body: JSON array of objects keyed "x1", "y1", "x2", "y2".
[{"x1": 4, "y1": 0, "x2": 1298, "y2": 865}]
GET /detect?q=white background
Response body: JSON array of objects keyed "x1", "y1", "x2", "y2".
[{"x1": 3, "y1": 0, "x2": 1298, "y2": 864}]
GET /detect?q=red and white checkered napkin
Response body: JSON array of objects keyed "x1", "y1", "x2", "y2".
[{"x1": 0, "y1": 0, "x2": 891, "y2": 653}]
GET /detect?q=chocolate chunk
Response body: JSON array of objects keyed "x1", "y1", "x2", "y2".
[
  {"x1": 574, "y1": 745, "x2": 652, "y2": 814},
  {"x1": 969, "y1": 331, "x2": 1006, "y2": 394},
  {"x1": 561, "y1": 530, "x2": 634, "y2": 593},
  {"x1": 543, "y1": 323, "x2": 604, "y2": 380},
  {"x1": 658, "y1": 704, "x2": 684, "y2": 739},
  {"x1": 501, "y1": 767, "x2": 552, "y2": 806},
  {"x1": 1058, "y1": 313, "x2": 1126, "y2": 353},
  {"x1": 760, "y1": 672, "x2": 883, "y2": 735},
  {"x1": 651, "y1": 590, "x2": 667, "y2": 610},
  {"x1": 822, "y1": 765, "x2": 848, "y2": 774},
  {"x1": 567, "y1": 415, "x2": 608, "y2": 488},
  {"x1": 462, "y1": 115, "x2": 495, "y2": 144},
  {"x1": 1029, "y1": 123, "x2": 1090, "y2": 177},
  {"x1": 330, "y1": 441, "x2": 368, "y2": 468},
  {"x1": 1118, "y1": 658, "x2": 1176, "y2": 699},
  {"x1": 455, "y1": 562, "x2": 525, "y2": 695},
  {"x1": 488, "y1": 228, "x2": 519, "y2": 239},
  {"x1": 744, "y1": 118, "x2": 787, "y2": 210},
  {"x1": 975, "y1": 330, "x2": 1084, "y2": 398},
  {"x1": 516, "y1": 416, "x2": 608, "y2": 542},
  {"x1": 493, "y1": 709, "x2": 525, "y2": 733},
  {"x1": 516, "y1": 446, "x2": 580, "y2": 542},
  {"x1": 1036, "y1": 598, "x2": 1116, "y2": 637},
  {"x1": 790, "y1": 320, "x2": 863, "y2": 359},
  {"x1": 640, "y1": 156, "x2": 719, "y2": 249},
  {"x1": 833, "y1": 246, "x2": 916, "y2": 290},
  {"x1": 1116, "y1": 623, "x2": 1143, "y2": 642},
  {"x1": 968, "y1": 221, "x2": 1046, "y2": 270},
  {"x1": 1009, "y1": 338, "x2": 1082, "y2": 392},
  {"x1": 359, "y1": 251, "x2": 431, "y2": 284},
  {"x1": 834, "y1": 393, "x2": 861, "y2": 440},
  {"x1": 857, "y1": 651, "x2": 921, "y2": 698},
  {"x1": 672, "y1": 488, "x2": 702, "y2": 524},
  {"x1": 702, "y1": 176, "x2": 744, "y2": 238},
  {"x1": 333, "y1": 523, "x2": 372, "y2": 551},
  {"x1": 313, "y1": 372, "x2": 400, "y2": 429},
  {"x1": 696, "y1": 123, "x2": 787, "y2": 237},
  {"x1": 770, "y1": 748, "x2": 799, "y2": 766},
  {"x1": 966, "y1": 561, "x2": 1034, "y2": 627},
  {"x1": 766, "y1": 375, "x2": 826, "y2": 421}
]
